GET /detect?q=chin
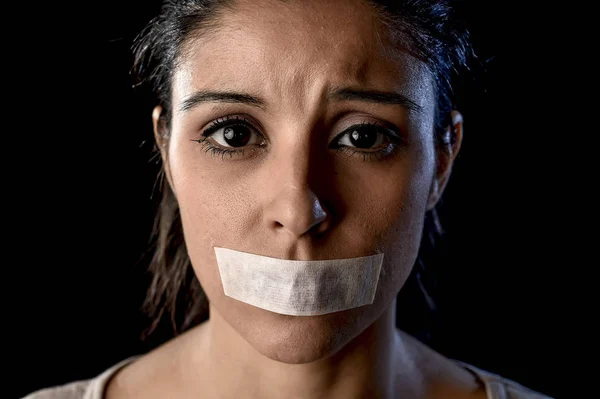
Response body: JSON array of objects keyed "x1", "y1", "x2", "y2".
[{"x1": 234, "y1": 302, "x2": 367, "y2": 364}]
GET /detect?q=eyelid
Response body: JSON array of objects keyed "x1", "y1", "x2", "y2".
[
  {"x1": 199, "y1": 114, "x2": 403, "y2": 149},
  {"x1": 201, "y1": 114, "x2": 265, "y2": 139},
  {"x1": 192, "y1": 115, "x2": 404, "y2": 162},
  {"x1": 331, "y1": 121, "x2": 404, "y2": 146}
]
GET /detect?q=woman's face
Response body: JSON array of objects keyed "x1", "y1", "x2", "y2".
[{"x1": 159, "y1": 0, "x2": 441, "y2": 363}]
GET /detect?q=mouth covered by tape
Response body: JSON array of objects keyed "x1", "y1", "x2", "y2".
[{"x1": 214, "y1": 247, "x2": 384, "y2": 316}]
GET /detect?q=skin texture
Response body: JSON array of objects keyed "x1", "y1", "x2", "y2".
[{"x1": 106, "y1": 0, "x2": 483, "y2": 398}]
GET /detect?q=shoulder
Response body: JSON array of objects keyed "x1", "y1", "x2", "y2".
[
  {"x1": 21, "y1": 357, "x2": 140, "y2": 399},
  {"x1": 456, "y1": 361, "x2": 554, "y2": 399},
  {"x1": 398, "y1": 330, "x2": 553, "y2": 399},
  {"x1": 105, "y1": 328, "x2": 203, "y2": 398},
  {"x1": 22, "y1": 380, "x2": 91, "y2": 399}
]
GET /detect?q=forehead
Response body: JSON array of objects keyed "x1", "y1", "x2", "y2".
[{"x1": 173, "y1": 0, "x2": 433, "y2": 111}]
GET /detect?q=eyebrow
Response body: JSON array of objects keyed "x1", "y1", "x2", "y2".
[
  {"x1": 180, "y1": 91, "x2": 265, "y2": 112},
  {"x1": 327, "y1": 87, "x2": 423, "y2": 113},
  {"x1": 179, "y1": 88, "x2": 422, "y2": 113}
]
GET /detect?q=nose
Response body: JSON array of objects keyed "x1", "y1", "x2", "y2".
[
  {"x1": 265, "y1": 186, "x2": 330, "y2": 236},
  {"x1": 263, "y1": 151, "x2": 331, "y2": 238}
]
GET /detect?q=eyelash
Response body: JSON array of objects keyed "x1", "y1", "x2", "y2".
[
  {"x1": 191, "y1": 115, "x2": 403, "y2": 161},
  {"x1": 192, "y1": 116, "x2": 263, "y2": 160}
]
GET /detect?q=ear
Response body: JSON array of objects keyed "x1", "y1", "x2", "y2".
[
  {"x1": 426, "y1": 110, "x2": 463, "y2": 211},
  {"x1": 152, "y1": 105, "x2": 175, "y2": 194}
]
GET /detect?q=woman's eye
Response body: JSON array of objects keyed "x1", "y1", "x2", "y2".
[
  {"x1": 193, "y1": 116, "x2": 400, "y2": 162},
  {"x1": 209, "y1": 124, "x2": 263, "y2": 148},
  {"x1": 336, "y1": 124, "x2": 388, "y2": 150},
  {"x1": 191, "y1": 116, "x2": 267, "y2": 160}
]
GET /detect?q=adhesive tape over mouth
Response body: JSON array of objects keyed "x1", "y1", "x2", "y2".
[{"x1": 214, "y1": 247, "x2": 384, "y2": 316}]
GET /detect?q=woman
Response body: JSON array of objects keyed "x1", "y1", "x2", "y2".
[{"x1": 25, "y1": 0, "x2": 552, "y2": 398}]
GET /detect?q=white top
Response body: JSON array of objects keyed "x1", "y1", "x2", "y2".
[{"x1": 23, "y1": 356, "x2": 553, "y2": 399}]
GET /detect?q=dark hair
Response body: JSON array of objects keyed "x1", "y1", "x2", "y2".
[{"x1": 132, "y1": 0, "x2": 473, "y2": 346}]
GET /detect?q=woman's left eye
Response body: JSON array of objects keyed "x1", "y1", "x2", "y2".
[
  {"x1": 329, "y1": 123, "x2": 402, "y2": 161},
  {"x1": 334, "y1": 124, "x2": 389, "y2": 150}
]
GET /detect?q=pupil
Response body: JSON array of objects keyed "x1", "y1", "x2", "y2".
[
  {"x1": 224, "y1": 126, "x2": 251, "y2": 147},
  {"x1": 350, "y1": 127, "x2": 377, "y2": 148}
]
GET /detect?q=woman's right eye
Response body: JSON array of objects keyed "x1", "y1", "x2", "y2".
[
  {"x1": 190, "y1": 116, "x2": 267, "y2": 159},
  {"x1": 208, "y1": 124, "x2": 265, "y2": 148}
]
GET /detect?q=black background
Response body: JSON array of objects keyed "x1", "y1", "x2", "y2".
[{"x1": 10, "y1": 1, "x2": 571, "y2": 398}]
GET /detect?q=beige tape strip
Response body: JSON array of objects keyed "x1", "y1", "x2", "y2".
[{"x1": 214, "y1": 247, "x2": 384, "y2": 316}]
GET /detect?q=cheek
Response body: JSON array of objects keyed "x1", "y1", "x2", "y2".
[
  {"x1": 345, "y1": 151, "x2": 434, "y2": 297},
  {"x1": 167, "y1": 139, "x2": 264, "y2": 305},
  {"x1": 168, "y1": 131, "x2": 253, "y2": 233}
]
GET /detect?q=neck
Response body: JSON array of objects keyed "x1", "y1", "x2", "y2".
[{"x1": 188, "y1": 299, "x2": 417, "y2": 399}]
